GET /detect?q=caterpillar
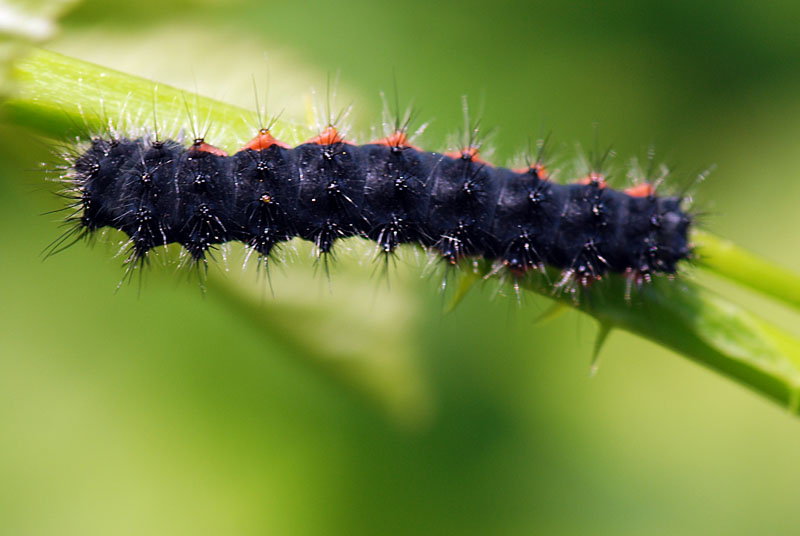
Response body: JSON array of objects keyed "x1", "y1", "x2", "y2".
[{"x1": 51, "y1": 120, "x2": 692, "y2": 288}]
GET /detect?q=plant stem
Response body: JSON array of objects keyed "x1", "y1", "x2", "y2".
[
  {"x1": 692, "y1": 229, "x2": 800, "y2": 312},
  {"x1": 3, "y1": 48, "x2": 295, "y2": 150}
]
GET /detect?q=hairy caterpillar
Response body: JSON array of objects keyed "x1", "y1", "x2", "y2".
[{"x1": 50, "y1": 115, "x2": 692, "y2": 288}]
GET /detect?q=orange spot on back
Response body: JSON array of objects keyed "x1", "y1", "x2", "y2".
[
  {"x1": 371, "y1": 131, "x2": 416, "y2": 149},
  {"x1": 576, "y1": 173, "x2": 607, "y2": 188},
  {"x1": 306, "y1": 126, "x2": 349, "y2": 145},
  {"x1": 624, "y1": 183, "x2": 655, "y2": 197},
  {"x1": 444, "y1": 146, "x2": 491, "y2": 166},
  {"x1": 240, "y1": 129, "x2": 290, "y2": 151},
  {"x1": 190, "y1": 140, "x2": 228, "y2": 157},
  {"x1": 512, "y1": 162, "x2": 549, "y2": 179}
]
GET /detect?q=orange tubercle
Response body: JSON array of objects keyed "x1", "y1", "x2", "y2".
[
  {"x1": 624, "y1": 183, "x2": 655, "y2": 197},
  {"x1": 306, "y1": 126, "x2": 350, "y2": 145},
  {"x1": 575, "y1": 173, "x2": 607, "y2": 188},
  {"x1": 444, "y1": 146, "x2": 491, "y2": 166},
  {"x1": 190, "y1": 140, "x2": 228, "y2": 157},
  {"x1": 371, "y1": 131, "x2": 416, "y2": 149},
  {"x1": 512, "y1": 162, "x2": 549, "y2": 179},
  {"x1": 240, "y1": 129, "x2": 290, "y2": 151}
]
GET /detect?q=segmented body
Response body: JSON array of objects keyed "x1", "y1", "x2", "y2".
[{"x1": 68, "y1": 127, "x2": 691, "y2": 280}]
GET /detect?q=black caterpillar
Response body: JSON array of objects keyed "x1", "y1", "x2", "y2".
[{"x1": 56, "y1": 126, "x2": 692, "y2": 284}]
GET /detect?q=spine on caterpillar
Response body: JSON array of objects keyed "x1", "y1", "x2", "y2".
[{"x1": 65, "y1": 126, "x2": 692, "y2": 284}]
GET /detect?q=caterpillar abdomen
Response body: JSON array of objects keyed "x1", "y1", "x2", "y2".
[{"x1": 68, "y1": 127, "x2": 692, "y2": 281}]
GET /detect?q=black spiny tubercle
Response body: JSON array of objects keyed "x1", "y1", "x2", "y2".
[{"x1": 54, "y1": 123, "x2": 693, "y2": 288}]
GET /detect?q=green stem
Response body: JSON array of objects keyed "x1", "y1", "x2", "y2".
[
  {"x1": 464, "y1": 259, "x2": 800, "y2": 413},
  {"x1": 3, "y1": 48, "x2": 297, "y2": 149},
  {"x1": 571, "y1": 276, "x2": 800, "y2": 412},
  {"x1": 692, "y1": 229, "x2": 800, "y2": 312}
]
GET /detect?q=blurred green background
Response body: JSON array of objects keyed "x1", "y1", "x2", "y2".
[{"x1": 2, "y1": 0, "x2": 800, "y2": 534}]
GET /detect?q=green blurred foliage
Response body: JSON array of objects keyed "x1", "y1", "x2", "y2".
[{"x1": 2, "y1": 0, "x2": 800, "y2": 534}]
